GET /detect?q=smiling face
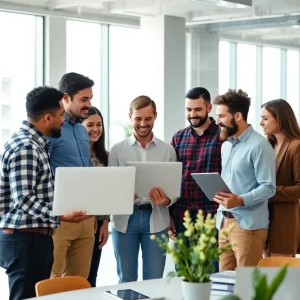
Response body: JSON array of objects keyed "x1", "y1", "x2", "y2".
[
  {"x1": 216, "y1": 104, "x2": 239, "y2": 137},
  {"x1": 186, "y1": 97, "x2": 212, "y2": 128},
  {"x1": 129, "y1": 104, "x2": 157, "y2": 140},
  {"x1": 82, "y1": 113, "x2": 103, "y2": 143},
  {"x1": 260, "y1": 107, "x2": 279, "y2": 135},
  {"x1": 63, "y1": 87, "x2": 93, "y2": 120}
]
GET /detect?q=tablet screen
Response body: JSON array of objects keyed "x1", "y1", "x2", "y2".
[{"x1": 105, "y1": 289, "x2": 150, "y2": 300}]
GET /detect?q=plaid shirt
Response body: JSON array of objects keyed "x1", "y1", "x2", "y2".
[
  {"x1": 170, "y1": 119, "x2": 223, "y2": 221},
  {"x1": 0, "y1": 121, "x2": 59, "y2": 229}
]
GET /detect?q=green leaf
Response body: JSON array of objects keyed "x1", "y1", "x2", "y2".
[
  {"x1": 221, "y1": 296, "x2": 242, "y2": 300},
  {"x1": 190, "y1": 251, "x2": 199, "y2": 266},
  {"x1": 166, "y1": 271, "x2": 176, "y2": 283},
  {"x1": 266, "y1": 265, "x2": 288, "y2": 299},
  {"x1": 252, "y1": 275, "x2": 268, "y2": 300},
  {"x1": 252, "y1": 267, "x2": 262, "y2": 290}
]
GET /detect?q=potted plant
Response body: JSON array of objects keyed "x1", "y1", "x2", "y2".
[
  {"x1": 222, "y1": 265, "x2": 288, "y2": 300},
  {"x1": 150, "y1": 210, "x2": 235, "y2": 300}
]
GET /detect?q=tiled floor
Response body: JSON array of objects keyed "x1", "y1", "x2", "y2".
[{"x1": 0, "y1": 236, "x2": 174, "y2": 299}]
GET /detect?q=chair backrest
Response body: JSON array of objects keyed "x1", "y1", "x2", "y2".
[
  {"x1": 35, "y1": 276, "x2": 91, "y2": 296},
  {"x1": 258, "y1": 257, "x2": 300, "y2": 267}
]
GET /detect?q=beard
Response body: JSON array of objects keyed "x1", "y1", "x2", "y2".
[
  {"x1": 187, "y1": 113, "x2": 208, "y2": 128},
  {"x1": 219, "y1": 118, "x2": 238, "y2": 137},
  {"x1": 50, "y1": 128, "x2": 61, "y2": 138}
]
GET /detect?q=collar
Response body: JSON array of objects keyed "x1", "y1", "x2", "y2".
[
  {"x1": 21, "y1": 121, "x2": 50, "y2": 147},
  {"x1": 228, "y1": 125, "x2": 254, "y2": 143},
  {"x1": 128, "y1": 133, "x2": 158, "y2": 146},
  {"x1": 64, "y1": 112, "x2": 82, "y2": 124}
]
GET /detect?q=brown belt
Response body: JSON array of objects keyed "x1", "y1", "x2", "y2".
[
  {"x1": 222, "y1": 211, "x2": 235, "y2": 219},
  {"x1": 1, "y1": 227, "x2": 55, "y2": 236}
]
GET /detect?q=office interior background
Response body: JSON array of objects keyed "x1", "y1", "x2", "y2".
[{"x1": 0, "y1": 0, "x2": 300, "y2": 297}]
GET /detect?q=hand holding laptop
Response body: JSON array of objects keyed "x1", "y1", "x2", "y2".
[
  {"x1": 59, "y1": 210, "x2": 93, "y2": 223},
  {"x1": 149, "y1": 187, "x2": 171, "y2": 206}
]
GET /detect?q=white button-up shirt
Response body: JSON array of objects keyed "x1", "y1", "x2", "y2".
[{"x1": 108, "y1": 134, "x2": 178, "y2": 233}]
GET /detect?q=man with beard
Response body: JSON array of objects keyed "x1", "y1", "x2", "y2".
[
  {"x1": 49, "y1": 73, "x2": 96, "y2": 279},
  {"x1": 170, "y1": 87, "x2": 224, "y2": 272},
  {"x1": 213, "y1": 89, "x2": 276, "y2": 270},
  {"x1": 109, "y1": 95, "x2": 177, "y2": 283},
  {"x1": 0, "y1": 86, "x2": 90, "y2": 300}
]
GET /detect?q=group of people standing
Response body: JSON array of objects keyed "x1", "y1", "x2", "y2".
[{"x1": 0, "y1": 72, "x2": 300, "y2": 300}]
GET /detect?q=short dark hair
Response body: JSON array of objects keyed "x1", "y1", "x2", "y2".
[
  {"x1": 26, "y1": 86, "x2": 64, "y2": 121},
  {"x1": 185, "y1": 87, "x2": 211, "y2": 103},
  {"x1": 213, "y1": 89, "x2": 251, "y2": 121},
  {"x1": 58, "y1": 72, "x2": 94, "y2": 100},
  {"x1": 129, "y1": 95, "x2": 156, "y2": 114}
]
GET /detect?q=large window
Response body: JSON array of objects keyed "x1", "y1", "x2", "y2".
[
  {"x1": 0, "y1": 12, "x2": 43, "y2": 149},
  {"x1": 219, "y1": 41, "x2": 300, "y2": 127},
  {"x1": 109, "y1": 26, "x2": 143, "y2": 148},
  {"x1": 66, "y1": 20, "x2": 101, "y2": 109},
  {"x1": 237, "y1": 43, "x2": 256, "y2": 126},
  {"x1": 287, "y1": 50, "x2": 300, "y2": 120},
  {"x1": 219, "y1": 41, "x2": 230, "y2": 94},
  {"x1": 262, "y1": 47, "x2": 281, "y2": 103}
]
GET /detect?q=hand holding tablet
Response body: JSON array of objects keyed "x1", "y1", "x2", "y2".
[{"x1": 191, "y1": 172, "x2": 231, "y2": 201}]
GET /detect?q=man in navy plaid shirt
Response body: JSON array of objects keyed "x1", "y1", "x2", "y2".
[
  {"x1": 0, "y1": 86, "x2": 90, "y2": 300},
  {"x1": 170, "y1": 87, "x2": 226, "y2": 272}
]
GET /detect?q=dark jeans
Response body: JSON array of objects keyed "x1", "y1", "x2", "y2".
[
  {"x1": 0, "y1": 230, "x2": 54, "y2": 300},
  {"x1": 173, "y1": 216, "x2": 219, "y2": 273},
  {"x1": 87, "y1": 220, "x2": 103, "y2": 287}
]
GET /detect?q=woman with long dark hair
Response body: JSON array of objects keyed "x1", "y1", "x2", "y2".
[
  {"x1": 82, "y1": 106, "x2": 109, "y2": 286},
  {"x1": 260, "y1": 99, "x2": 300, "y2": 257}
]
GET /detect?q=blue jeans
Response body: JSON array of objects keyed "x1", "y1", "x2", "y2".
[{"x1": 112, "y1": 211, "x2": 168, "y2": 283}]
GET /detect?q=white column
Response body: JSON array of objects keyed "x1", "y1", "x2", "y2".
[
  {"x1": 140, "y1": 15, "x2": 186, "y2": 143},
  {"x1": 189, "y1": 30, "x2": 220, "y2": 115},
  {"x1": 44, "y1": 16, "x2": 66, "y2": 87}
]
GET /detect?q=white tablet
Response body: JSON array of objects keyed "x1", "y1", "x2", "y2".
[
  {"x1": 191, "y1": 172, "x2": 231, "y2": 201},
  {"x1": 53, "y1": 167, "x2": 136, "y2": 215},
  {"x1": 126, "y1": 161, "x2": 182, "y2": 198}
]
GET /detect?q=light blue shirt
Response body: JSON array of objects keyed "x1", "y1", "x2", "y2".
[
  {"x1": 216, "y1": 125, "x2": 276, "y2": 230},
  {"x1": 49, "y1": 113, "x2": 91, "y2": 173}
]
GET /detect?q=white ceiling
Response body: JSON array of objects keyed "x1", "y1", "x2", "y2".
[{"x1": 1, "y1": 0, "x2": 300, "y2": 47}]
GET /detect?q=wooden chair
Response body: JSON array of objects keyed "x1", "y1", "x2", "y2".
[
  {"x1": 258, "y1": 257, "x2": 300, "y2": 267},
  {"x1": 35, "y1": 276, "x2": 91, "y2": 296}
]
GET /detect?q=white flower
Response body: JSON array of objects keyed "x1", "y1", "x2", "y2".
[
  {"x1": 210, "y1": 237, "x2": 216, "y2": 244},
  {"x1": 199, "y1": 251, "x2": 206, "y2": 261}
]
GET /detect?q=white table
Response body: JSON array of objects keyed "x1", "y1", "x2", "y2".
[{"x1": 29, "y1": 277, "x2": 222, "y2": 300}]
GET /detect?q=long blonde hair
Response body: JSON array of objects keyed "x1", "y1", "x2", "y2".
[{"x1": 262, "y1": 99, "x2": 300, "y2": 146}]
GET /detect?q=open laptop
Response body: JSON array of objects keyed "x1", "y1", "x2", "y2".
[
  {"x1": 234, "y1": 267, "x2": 300, "y2": 300},
  {"x1": 126, "y1": 162, "x2": 182, "y2": 198},
  {"x1": 53, "y1": 166, "x2": 136, "y2": 216}
]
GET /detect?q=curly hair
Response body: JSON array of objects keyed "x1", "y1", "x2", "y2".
[{"x1": 213, "y1": 89, "x2": 251, "y2": 121}]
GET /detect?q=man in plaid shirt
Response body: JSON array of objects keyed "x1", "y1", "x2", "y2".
[
  {"x1": 0, "y1": 87, "x2": 90, "y2": 300},
  {"x1": 171, "y1": 87, "x2": 225, "y2": 271}
]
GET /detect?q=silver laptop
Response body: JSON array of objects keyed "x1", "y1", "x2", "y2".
[
  {"x1": 234, "y1": 267, "x2": 300, "y2": 300},
  {"x1": 126, "y1": 162, "x2": 182, "y2": 198},
  {"x1": 191, "y1": 172, "x2": 231, "y2": 201},
  {"x1": 53, "y1": 167, "x2": 136, "y2": 216}
]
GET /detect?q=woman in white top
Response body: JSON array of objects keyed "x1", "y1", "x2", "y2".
[{"x1": 82, "y1": 106, "x2": 110, "y2": 287}]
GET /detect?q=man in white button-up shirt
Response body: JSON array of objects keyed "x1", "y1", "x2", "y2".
[{"x1": 108, "y1": 95, "x2": 178, "y2": 283}]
